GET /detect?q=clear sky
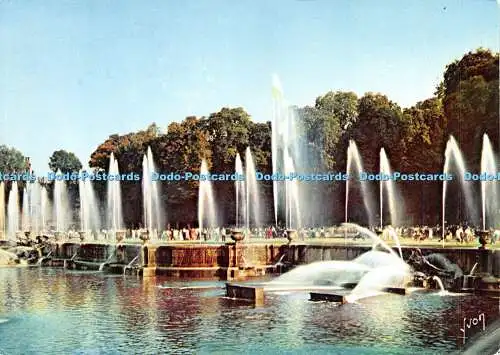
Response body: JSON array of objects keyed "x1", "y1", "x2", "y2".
[{"x1": 0, "y1": 0, "x2": 498, "y2": 174}]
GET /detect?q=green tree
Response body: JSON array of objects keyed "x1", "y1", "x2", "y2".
[
  {"x1": 297, "y1": 91, "x2": 357, "y2": 171},
  {"x1": 402, "y1": 98, "x2": 446, "y2": 172},
  {"x1": 88, "y1": 123, "x2": 161, "y2": 226},
  {"x1": 248, "y1": 121, "x2": 272, "y2": 172},
  {"x1": 316, "y1": 91, "x2": 358, "y2": 130},
  {"x1": 350, "y1": 93, "x2": 406, "y2": 172},
  {"x1": 0, "y1": 145, "x2": 28, "y2": 205},
  {"x1": 441, "y1": 49, "x2": 499, "y2": 166},
  {"x1": 0, "y1": 145, "x2": 27, "y2": 173},
  {"x1": 48, "y1": 150, "x2": 83, "y2": 174},
  {"x1": 149, "y1": 116, "x2": 212, "y2": 224},
  {"x1": 441, "y1": 48, "x2": 498, "y2": 97},
  {"x1": 401, "y1": 98, "x2": 447, "y2": 224},
  {"x1": 89, "y1": 123, "x2": 159, "y2": 173},
  {"x1": 200, "y1": 107, "x2": 252, "y2": 172}
]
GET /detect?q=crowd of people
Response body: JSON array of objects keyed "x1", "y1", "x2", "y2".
[
  {"x1": 385, "y1": 225, "x2": 500, "y2": 244},
  {"x1": 16, "y1": 223, "x2": 500, "y2": 246}
]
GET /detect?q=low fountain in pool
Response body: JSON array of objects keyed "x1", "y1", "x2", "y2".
[
  {"x1": 0, "y1": 248, "x2": 19, "y2": 265},
  {"x1": 432, "y1": 276, "x2": 447, "y2": 295},
  {"x1": 265, "y1": 224, "x2": 411, "y2": 302}
]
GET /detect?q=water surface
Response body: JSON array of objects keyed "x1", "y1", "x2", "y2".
[{"x1": 0, "y1": 267, "x2": 498, "y2": 354}]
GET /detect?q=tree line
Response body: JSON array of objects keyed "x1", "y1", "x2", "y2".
[{"x1": 1, "y1": 49, "x2": 498, "y2": 227}]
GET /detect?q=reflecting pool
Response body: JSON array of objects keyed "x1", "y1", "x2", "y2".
[{"x1": 0, "y1": 267, "x2": 498, "y2": 354}]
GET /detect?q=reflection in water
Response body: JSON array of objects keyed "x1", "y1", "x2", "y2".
[{"x1": 0, "y1": 268, "x2": 497, "y2": 354}]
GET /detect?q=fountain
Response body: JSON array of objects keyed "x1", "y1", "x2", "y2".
[
  {"x1": 21, "y1": 181, "x2": 48, "y2": 237},
  {"x1": 432, "y1": 276, "x2": 447, "y2": 295},
  {"x1": 267, "y1": 224, "x2": 409, "y2": 302},
  {"x1": 283, "y1": 150, "x2": 300, "y2": 229},
  {"x1": 344, "y1": 224, "x2": 402, "y2": 262},
  {"x1": 235, "y1": 153, "x2": 245, "y2": 229},
  {"x1": 245, "y1": 147, "x2": 261, "y2": 231},
  {"x1": 107, "y1": 153, "x2": 123, "y2": 235},
  {"x1": 79, "y1": 172, "x2": 101, "y2": 237},
  {"x1": 198, "y1": 159, "x2": 217, "y2": 232},
  {"x1": 142, "y1": 147, "x2": 164, "y2": 239},
  {"x1": 407, "y1": 248, "x2": 464, "y2": 290},
  {"x1": 266, "y1": 260, "x2": 371, "y2": 289},
  {"x1": 271, "y1": 76, "x2": 280, "y2": 226},
  {"x1": 379, "y1": 148, "x2": 401, "y2": 228},
  {"x1": 7, "y1": 181, "x2": 19, "y2": 242},
  {"x1": 0, "y1": 248, "x2": 19, "y2": 265},
  {"x1": 267, "y1": 247, "x2": 409, "y2": 302},
  {"x1": 345, "y1": 264, "x2": 410, "y2": 303},
  {"x1": 480, "y1": 134, "x2": 499, "y2": 230},
  {"x1": 40, "y1": 186, "x2": 49, "y2": 233},
  {"x1": 0, "y1": 182, "x2": 5, "y2": 239},
  {"x1": 272, "y1": 74, "x2": 309, "y2": 229},
  {"x1": 21, "y1": 187, "x2": 30, "y2": 233},
  {"x1": 442, "y1": 136, "x2": 478, "y2": 244},
  {"x1": 27, "y1": 181, "x2": 43, "y2": 236},
  {"x1": 53, "y1": 170, "x2": 72, "y2": 233},
  {"x1": 386, "y1": 226, "x2": 403, "y2": 259},
  {"x1": 345, "y1": 140, "x2": 375, "y2": 226},
  {"x1": 98, "y1": 250, "x2": 116, "y2": 271},
  {"x1": 470, "y1": 262, "x2": 479, "y2": 276}
]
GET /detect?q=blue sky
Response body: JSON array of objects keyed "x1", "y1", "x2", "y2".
[{"x1": 0, "y1": 0, "x2": 498, "y2": 174}]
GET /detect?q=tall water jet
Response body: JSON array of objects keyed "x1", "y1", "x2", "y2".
[
  {"x1": 442, "y1": 136, "x2": 478, "y2": 243},
  {"x1": 28, "y1": 181, "x2": 42, "y2": 235},
  {"x1": 40, "y1": 186, "x2": 49, "y2": 232},
  {"x1": 481, "y1": 134, "x2": 499, "y2": 230},
  {"x1": 245, "y1": 147, "x2": 262, "y2": 230},
  {"x1": 198, "y1": 159, "x2": 217, "y2": 231},
  {"x1": 272, "y1": 74, "x2": 309, "y2": 228},
  {"x1": 284, "y1": 149, "x2": 300, "y2": 229},
  {"x1": 21, "y1": 187, "x2": 30, "y2": 232},
  {"x1": 7, "y1": 181, "x2": 19, "y2": 241},
  {"x1": 379, "y1": 148, "x2": 400, "y2": 227},
  {"x1": 107, "y1": 153, "x2": 123, "y2": 232},
  {"x1": 235, "y1": 153, "x2": 245, "y2": 228},
  {"x1": 79, "y1": 174, "x2": 101, "y2": 234},
  {"x1": 0, "y1": 182, "x2": 5, "y2": 239},
  {"x1": 53, "y1": 170, "x2": 71, "y2": 232},
  {"x1": 345, "y1": 140, "x2": 375, "y2": 226},
  {"x1": 271, "y1": 75, "x2": 281, "y2": 226},
  {"x1": 142, "y1": 147, "x2": 164, "y2": 237}
]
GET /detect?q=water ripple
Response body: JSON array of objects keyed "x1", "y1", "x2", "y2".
[{"x1": 0, "y1": 268, "x2": 497, "y2": 354}]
